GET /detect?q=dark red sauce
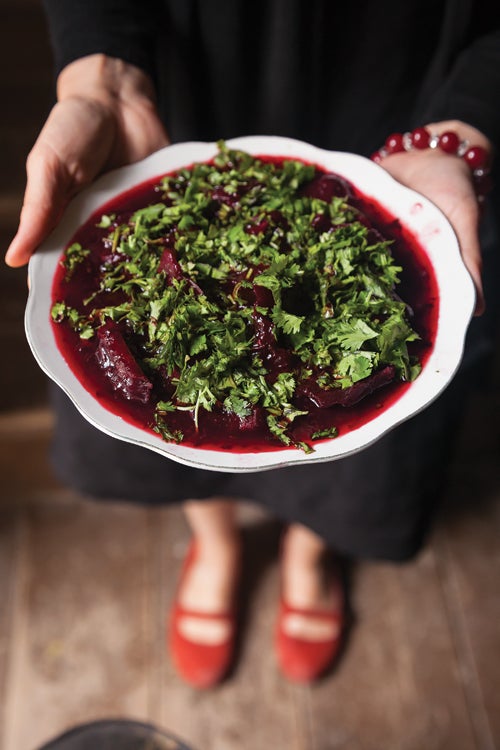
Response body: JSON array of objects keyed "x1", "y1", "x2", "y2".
[{"x1": 51, "y1": 156, "x2": 439, "y2": 453}]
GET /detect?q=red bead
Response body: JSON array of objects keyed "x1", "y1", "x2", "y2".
[
  {"x1": 384, "y1": 133, "x2": 405, "y2": 154},
  {"x1": 438, "y1": 131, "x2": 460, "y2": 153},
  {"x1": 410, "y1": 127, "x2": 430, "y2": 149},
  {"x1": 463, "y1": 146, "x2": 488, "y2": 170},
  {"x1": 371, "y1": 150, "x2": 383, "y2": 163}
]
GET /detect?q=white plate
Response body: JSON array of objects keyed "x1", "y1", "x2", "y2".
[{"x1": 25, "y1": 135, "x2": 475, "y2": 473}]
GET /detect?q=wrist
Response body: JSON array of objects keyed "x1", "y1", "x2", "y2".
[
  {"x1": 372, "y1": 120, "x2": 494, "y2": 201},
  {"x1": 57, "y1": 54, "x2": 157, "y2": 109},
  {"x1": 423, "y1": 120, "x2": 493, "y2": 156}
]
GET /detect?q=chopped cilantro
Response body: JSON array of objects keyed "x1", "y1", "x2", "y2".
[
  {"x1": 311, "y1": 426, "x2": 339, "y2": 440},
  {"x1": 96, "y1": 214, "x2": 116, "y2": 229},
  {"x1": 61, "y1": 242, "x2": 90, "y2": 279}
]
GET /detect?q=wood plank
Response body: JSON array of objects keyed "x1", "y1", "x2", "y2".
[
  {"x1": 432, "y1": 386, "x2": 500, "y2": 750},
  {"x1": 0, "y1": 511, "x2": 23, "y2": 746},
  {"x1": 303, "y1": 549, "x2": 478, "y2": 750},
  {"x1": 434, "y1": 520, "x2": 500, "y2": 750},
  {"x1": 2, "y1": 492, "x2": 156, "y2": 750},
  {"x1": 0, "y1": 422, "x2": 58, "y2": 507},
  {"x1": 0, "y1": 407, "x2": 53, "y2": 435},
  {"x1": 157, "y1": 512, "x2": 303, "y2": 750}
]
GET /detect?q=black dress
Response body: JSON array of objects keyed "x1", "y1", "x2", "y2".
[{"x1": 42, "y1": 0, "x2": 500, "y2": 560}]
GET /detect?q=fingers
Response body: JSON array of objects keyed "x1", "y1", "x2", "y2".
[
  {"x1": 5, "y1": 143, "x2": 71, "y2": 267},
  {"x1": 5, "y1": 98, "x2": 114, "y2": 268},
  {"x1": 446, "y1": 199, "x2": 485, "y2": 316},
  {"x1": 5, "y1": 90, "x2": 168, "y2": 268}
]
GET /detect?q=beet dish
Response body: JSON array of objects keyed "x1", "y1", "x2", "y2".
[{"x1": 51, "y1": 143, "x2": 438, "y2": 453}]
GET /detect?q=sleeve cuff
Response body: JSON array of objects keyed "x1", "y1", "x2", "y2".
[{"x1": 41, "y1": 0, "x2": 158, "y2": 81}]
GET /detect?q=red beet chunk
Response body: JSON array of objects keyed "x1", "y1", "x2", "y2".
[
  {"x1": 268, "y1": 209, "x2": 290, "y2": 230},
  {"x1": 252, "y1": 311, "x2": 276, "y2": 350},
  {"x1": 96, "y1": 321, "x2": 153, "y2": 404},
  {"x1": 311, "y1": 213, "x2": 333, "y2": 233},
  {"x1": 245, "y1": 217, "x2": 269, "y2": 235},
  {"x1": 158, "y1": 246, "x2": 203, "y2": 294},
  {"x1": 211, "y1": 185, "x2": 239, "y2": 206},
  {"x1": 220, "y1": 406, "x2": 264, "y2": 434},
  {"x1": 264, "y1": 346, "x2": 294, "y2": 375},
  {"x1": 297, "y1": 365, "x2": 396, "y2": 408},
  {"x1": 253, "y1": 283, "x2": 275, "y2": 308},
  {"x1": 302, "y1": 173, "x2": 354, "y2": 202},
  {"x1": 158, "y1": 247, "x2": 184, "y2": 281},
  {"x1": 245, "y1": 210, "x2": 288, "y2": 236}
]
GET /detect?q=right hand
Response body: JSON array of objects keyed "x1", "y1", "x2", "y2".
[{"x1": 5, "y1": 54, "x2": 169, "y2": 268}]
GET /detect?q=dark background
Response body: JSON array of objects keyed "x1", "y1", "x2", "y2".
[{"x1": 1, "y1": 0, "x2": 53, "y2": 412}]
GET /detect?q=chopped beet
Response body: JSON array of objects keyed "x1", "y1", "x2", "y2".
[
  {"x1": 158, "y1": 246, "x2": 203, "y2": 294},
  {"x1": 297, "y1": 366, "x2": 396, "y2": 408},
  {"x1": 268, "y1": 209, "x2": 290, "y2": 230},
  {"x1": 245, "y1": 217, "x2": 269, "y2": 235},
  {"x1": 263, "y1": 346, "x2": 295, "y2": 375},
  {"x1": 96, "y1": 321, "x2": 153, "y2": 404},
  {"x1": 252, "y1": 311, "x2": 276, "y2": 350},
  {"x1": 220, "y1": 406, "x2": 265, "y2": 434},
  {"x1": 311, "y1": 213, "x2": 333, "y2": 233},
  {"x1": 253, "y1": 283, "x2": 275, "y2": 308},
  {"x1": 301, "y1": 173, "x2": 355, "y2": 202},
  {"x1": 211, "y1": 185, "x2": 239, "y2": 206},
  {"x1": 158, "y1": 247, "x2": 184, "y2": 280}
]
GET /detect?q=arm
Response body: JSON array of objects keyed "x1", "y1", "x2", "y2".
[
  {"x1": 418, "y1": 27, "x2": 500, "y2": 147},
  {"x1": 41, "y1": 0, "x2": 160, "y2": 79}
]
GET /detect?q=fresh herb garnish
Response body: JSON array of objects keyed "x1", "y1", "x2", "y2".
[{"x1": 52, "y1": 142, "x2": 421, "y2": 451}]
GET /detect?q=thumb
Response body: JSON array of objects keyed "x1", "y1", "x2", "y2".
[{"x1": 5, "y1": 144, "x2": 73, "y2": 268}]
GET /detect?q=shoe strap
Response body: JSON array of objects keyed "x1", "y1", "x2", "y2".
[
  {"x1": 279, "y1": 598, "x2": 343, "y2": 622},
  {"x1": 172, "y1": 601, "x2": 235, "y2": 622}
]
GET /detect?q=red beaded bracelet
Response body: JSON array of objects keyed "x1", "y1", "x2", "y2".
[{"x1": 372, "y1": 127, "x2": 493, "y2": 199}]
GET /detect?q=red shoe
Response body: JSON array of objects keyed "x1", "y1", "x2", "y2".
[
  {"x1": 168, "y1": 542, "x2": 238, "y2": 689},
  {"x1": 275, "y1": 559, "x2": 344, "y2": 683}
]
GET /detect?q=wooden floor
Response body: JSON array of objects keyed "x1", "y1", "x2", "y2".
[
  {"x1": 1, "y1": 394, "x2": 500, "y2": 750},
  {"x1": 1, "y1": 2, "x2": 500, "y2": 749}
]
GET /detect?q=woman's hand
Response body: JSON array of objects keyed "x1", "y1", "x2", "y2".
[
  {"x1": 379, "y1": 121, "x2": 493, "y2": 316},
  {"x1": 5, "y1": 54, "x2": 169, "y2": 268}
]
